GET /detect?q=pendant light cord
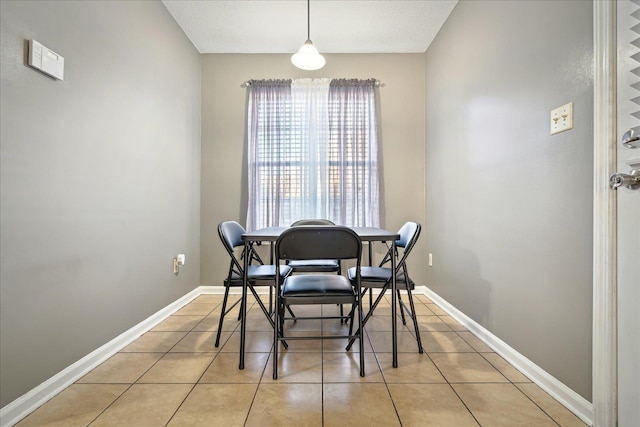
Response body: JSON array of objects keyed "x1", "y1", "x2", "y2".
[{"x1": 307, "y1": 0, "x2": 310, "y2": 40}]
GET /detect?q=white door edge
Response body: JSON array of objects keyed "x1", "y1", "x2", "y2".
[{"x1": 592, "y1": 1, "x2": 618, "y2": 427}]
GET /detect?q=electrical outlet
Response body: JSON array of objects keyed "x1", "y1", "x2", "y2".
[
  {"x1": 550, "y1": 102, "x2": 573, "y2": 135},
  {"x1": 428, "y1": 253, "x2": 433, "y2": 267},
  {"x1": 173, "y1": 254, "x2": 185, "y2": 275}
]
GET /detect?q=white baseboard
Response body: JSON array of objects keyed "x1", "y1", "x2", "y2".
[
  {"x1": 0, "y1": 287, "x2": 205, "y2": 427},
  {"x1": 200, "y1": 285, "x2": 269, "y2": 295},
  {"x1": 418, "y1": 286, "x2": 593, "y2": 426},
  {"x1": 2, "y1": 285, "x2": 593, "y2": 427}
]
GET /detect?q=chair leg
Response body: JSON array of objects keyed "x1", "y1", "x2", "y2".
[
  {"x1": 405, "y1": 288, "x2": 424, "y2": 353},
  {"x1": 357, "y1": 295, "x2": 365, "y2": 377},
  {"x1": 346, "y1": 286, "x2": 387, "y2": 351},
  {"x1": 249, "y1": 286, "x2": 289, "y2": 349},
  {"x1": 397, "y1": 290, "x2": 407, "y2": 325},
  {"x1": 249, "y1": 287, "x2": 273, "y2": 326},
  {"x1": 273, "y1": 294, "x2": 279, "y2": 380},
  {"x1": 280, "y1": 302, "x2": 288, "y2": 350},
  {"x1": 286, "y1": 305, "x2": 297, "y2": 320},
  {"x1": 215, "y1": 286, "x2": 230, "y2": 347},
  {"x1": 348, "y1": 303, "x2": 356, "y2": 337},
  {"x1": 237, "y1": 293, "x2": 243, "y2": 321},
  {"x1": 337, "y1": 266, "x2": 344, "y2": 323},
  {"x1": 280, "y1": 303, "x2": 285, "y2": 334},
  {"x1": 345, "y1": 287, "x2": 367, "y2": 323}
]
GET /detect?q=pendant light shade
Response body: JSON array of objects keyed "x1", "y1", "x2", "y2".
[
  {"x1": 291, "y1": 0, "x2": 325, "y2": 70},
  {"x1": 291, "y1": 40, "x2": 325, "y2": 70}
]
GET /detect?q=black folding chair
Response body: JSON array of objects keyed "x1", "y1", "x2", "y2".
[
  {"x1": 287, "y1": 219, "x2": 350, "y2": 321},
  {"x1": 215, "y1": 221, "x2": 292, "y2": 347},
  {"x1": 273, "y1": 226, "x2": 365, "y2": 379},
  {"x1": 346, "y1": 221, "x2": 424, "y2": 353}
]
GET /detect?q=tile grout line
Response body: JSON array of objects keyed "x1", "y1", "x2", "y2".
[
  {"x1": 167, "y1": 295, "x2": 249, "y2": 426},
  {"x1": 154, "y1": 297, "x2": 224, "y2": 427},
  {"x1": 372, "y1": 340, "x2": 405, "y2": 426},
  {"x1": 84, "y1": 383, "x2": 136, "y2": 427},
  {"x1": 511, "y1": 383, "x2": 563, "y2": 427},
  {"x1": 421, "y1": 343, "x2": 482, "y2": 427},
  {"x1": 445, "y1": 383, "x2": 483, "y2": 427},
  {"x1": 157, "y1": 297, "x2": 226, "y2": 427},
  {"x1": 454, "y1": 327, "x2": 564, "y2": 425},
  {"x1": 241, "y1": 345, "x2": 270, "y2": 427},
  {"x1": 78, "y1": 303, "x2": 216, "y2": 427}
]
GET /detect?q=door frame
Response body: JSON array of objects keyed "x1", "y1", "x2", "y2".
[{"x1": 592, "y1": 1, "x2": 617, "y2": 426}]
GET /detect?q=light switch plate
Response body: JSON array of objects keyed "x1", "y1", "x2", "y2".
[
  {"x1": 28, "y1": 40, "x2": 64, "y2": 80},
  {"x1": 550, "y1": 102, "x2": 573, "y2": 135}
]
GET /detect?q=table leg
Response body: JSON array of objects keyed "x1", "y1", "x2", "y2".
[
  {"x1": 368, "y1": 242, "x2": 373, "y2": 307},
  {"x1": 391, "y1": 240, "x2": 397, "y2": 368},
  {"x1": 239, "y1": 241, "x2": 249, "y2": 370}
]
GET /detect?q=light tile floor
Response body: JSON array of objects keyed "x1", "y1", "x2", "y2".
[{"x1": 16, "y1": 293, "x2": 587, "y2": 426}]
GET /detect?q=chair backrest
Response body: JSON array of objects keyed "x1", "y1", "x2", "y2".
[
  {"x1": 218, "y1": 221, "x2": 246, "y2": 277},
  {"x1": 218, "y1": 221, "x2": 264, "y2": 278},
  {"x1": 277, "y1": 226, "x2": 361, "y2": 262},
  {"x1": 218, "y1": 220, "x2": 246, "y2": 252},
  {"x1": 396, "y1": 222, "x2": 421, "y2": 275},
  {"x1": 378, "y1": 222, "x2": 421, "y2": 275},
  {"x1": 396, "y1": 221, "x2": 421, "y2": 251},
  {"x1": 290, "y1": 219, "x2": 336, "y2": 226}
]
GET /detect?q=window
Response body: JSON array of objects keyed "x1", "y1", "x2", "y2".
[{"x1": 246, "y1": 78, "x2": 380, "y2": 230}]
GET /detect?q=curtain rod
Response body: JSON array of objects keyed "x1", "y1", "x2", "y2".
[{"x1": 241, "y1": 80, "x2": 383, "y2": 88}]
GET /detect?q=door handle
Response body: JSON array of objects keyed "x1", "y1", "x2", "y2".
[
  {"x1": 610, "y1": 169, "x2": 640, "y2": 190},
  {"x1": 622, "y1": 128, "x2": 640, "y2": 149}
]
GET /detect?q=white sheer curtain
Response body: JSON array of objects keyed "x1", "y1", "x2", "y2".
[
  {"x1": 246, "y1": 78, "x2": 380, "y2": 230},
  {"x1": 289, "y1": 78, "x2": 331, "y2": 221}
]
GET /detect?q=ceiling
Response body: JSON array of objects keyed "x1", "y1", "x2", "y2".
[{"x1": 161, "y1": 0, "x2": 458, "y2": 54}]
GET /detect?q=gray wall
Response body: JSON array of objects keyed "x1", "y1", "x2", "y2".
[
  {"x1": 201, "y1": 54, "x2": 427, "y2": 288},
  {"x1": 0, "y1": 0, "x2": 201, "y2": 406},
  {"x1": 425, "y1": 0, "x2": 593, "y2": 400}
]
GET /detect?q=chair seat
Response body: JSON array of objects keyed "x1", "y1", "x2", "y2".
[
  {"x1": 347, "y1": 266, "x2": 414, "y2": 289},
  {"x1": 223, "y1": 272, "x2": 247, "y2": 287},
  {"x1": 288, "y1": 259, "x2": 340, "y2": 272},
  {"x1": 224, "y1": 271, "x2": 280, "y2": 287},
  {"x1": 248, "y1": 264, "x2": 292, "y2": 280},
  {"x1": 282, "y1": 274, "x2": 355, "y2": 301}
]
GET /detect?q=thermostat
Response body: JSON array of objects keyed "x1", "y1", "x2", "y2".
[{"x1": 28, "y1": 40, "x2": 64, "y2": 80}]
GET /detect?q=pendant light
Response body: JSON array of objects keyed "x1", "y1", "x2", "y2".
[{"x1": 291, "y1": 0, "x2": 325, "y2": 70}]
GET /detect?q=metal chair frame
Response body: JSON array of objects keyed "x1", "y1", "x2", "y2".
[
  {"x1": 288, "y1": 219, "x2": 348, "y2": 321},
  {"x1": 216, "y1": 221, "x2": 292, "y2": 348},
  {"x1": 273, "y1": 226, "x2": 365, "y2": 379},
  {"x1": 346, "y1": 222, "x2": 424, "y2": 353}
]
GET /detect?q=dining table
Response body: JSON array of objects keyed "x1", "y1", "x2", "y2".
[{"x1": 239, "y1": 226, "x2": 402, "y2": 370}]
